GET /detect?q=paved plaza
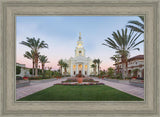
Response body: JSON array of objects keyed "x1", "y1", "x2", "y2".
[
  {"x1": 92, "y1": 77, "x2": 144, "y2": 99},
  {"x1": 16, "y1": 77, "x2": 144, "y2": 100},
  {"x1": 16, "y1": 78, "x2": 68, "y2": 100}
]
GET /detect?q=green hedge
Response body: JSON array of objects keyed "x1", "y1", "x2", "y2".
[{"x1": 16, "y1": 66, "x2": 21, "y2": 74}]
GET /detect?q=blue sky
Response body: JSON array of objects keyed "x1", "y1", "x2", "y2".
[{"x1": 16, "y1": 16, "x2": 144, "y2": 70}]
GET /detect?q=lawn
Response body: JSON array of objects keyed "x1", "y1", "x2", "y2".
[{"x1": 18, "y1": 85, "x2": 143, "y2": 101}]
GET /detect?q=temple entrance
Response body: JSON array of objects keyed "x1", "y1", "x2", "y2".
[{"x1": 79, "y1": 70, "x2": 81, "y2": 74}]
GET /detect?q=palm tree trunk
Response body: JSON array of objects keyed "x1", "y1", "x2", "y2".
[
  {"x1": 35, "y1": 63, "x2": 38, "y2": 76},
  {"x1": 125, "y1": 59, "x2": 128, "y2": 77},
  {"x1": 121, "y1": 57, "x2": 125, "y2": 79},
  {"x1": 64, "y1": 67, "x2": 66, "y2": 76},
  {"x1": 122, "y1": 62, "x2": 125, "y2": 79},
  {"x1": 42, "y1": 64, "x2": 44, "y2": 74},
  {"x1": 61, "y1": 66, "x2": 62, "y2": 75},
  {"x1": 98, "y1": 64, "x2": 99, "y2": 75},
  {"x1": 117, "y1": 65, "x2": 119, "y2": 73},
  {"x1": 32, "y1": 61, "x2": 35, "y2": 75},
  {"x1": 35, "y1": 56, "x2": 38, "y2": 77}
]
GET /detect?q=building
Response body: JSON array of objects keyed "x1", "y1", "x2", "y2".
[
  {"x1": 62, "y1": 33, "x2": 98, "y2": 76},
  {"x1": 114, "y1": 55, "x2": 144, "y2": 78},
  {"x1": 16, "y1": 63, "x2": 31, "y2": 77}
]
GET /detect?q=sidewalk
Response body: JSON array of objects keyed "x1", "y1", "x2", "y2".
[
  {"x1": 16, "y1": 77, "x2": 68, "y2": 100},
  {"x1": 92, "y1": 77, "x2": 144, "y2": 99}
]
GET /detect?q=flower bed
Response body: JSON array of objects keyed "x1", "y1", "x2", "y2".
[
  {"x1": 62, "y1": 77, "x2": 96, "y2": 83},
  {"x1": 23, "y1": 77, "x2": 28, "y2": 80},
  {"x1": 55, "y1": 82, "x2": 104, "y2": 86}
]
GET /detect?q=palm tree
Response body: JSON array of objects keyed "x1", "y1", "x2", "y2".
[
  {"x1": 110, "y1": 55, "x2": 120, "y2": 64},
  {"x1": 39, "y1": 55, "x2": 49, "y2": 74},
  {"x1": 58, "y1": 59, "x2": 64, "y2": 75},
  {"x1": 91, "y1": 64, "x2": 96, "y2": 75},
  {"x1": 93, "y1": 59, "x2": 97, "y2": 74},
  {"x1": 48, "y1": 67, "x2": 52, "y2": 78},
  {"x1": 62, "y1": 62, "x2": 69, "y2": 76},
  {"x1": 95, "y1": 59, "x2": 101, "y2": 75},
  {"x1": 24, "y1": 50, "x2": 35, "y2": 75},
  {"x1": 20, "y1": 37, "x2": 48, "y2": 76},
  {"x1": 110, "y1": 54, "x2": 120, "y2": 73},
  {"x1": 126, "y1": 16, "x2": 144, "y2": 33},
  {"x1": 102, "y1": 28, "x2": 144, "y2": 79}
]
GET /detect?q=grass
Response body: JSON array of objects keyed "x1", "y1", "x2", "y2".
[{"x1": 18, "y1": 85, "x2": 143, "y2": 101}]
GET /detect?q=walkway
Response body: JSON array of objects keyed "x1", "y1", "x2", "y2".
[
  {"x1": 16, "y1": 77, "x2": 68, "y2": 100},
  {"x1": 92, "y1": 77, "x2": 144, "y2": 99}
]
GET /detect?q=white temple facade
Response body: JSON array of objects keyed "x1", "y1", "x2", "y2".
[{"x1": 62, "y1": 33, "x2": 98, "y2": 76}]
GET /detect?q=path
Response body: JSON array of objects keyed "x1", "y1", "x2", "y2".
[
  {"x1": 16, "y1": 77, "x2": 68, "y2": 100},
  {"x1": 92, "y1": 77, "x2": 144, "y2": 99}
]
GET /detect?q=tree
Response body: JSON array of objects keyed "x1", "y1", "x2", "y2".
[
  {"x1": 107, "y1": 67, "x2": 114, "y2": 77},
  {"x1": 110, "y1": 54, "x2": 121, "y2": 73},
  {"x1": 110, "y1": 54, "x2": 120, "y2": 64},
  {"x1": 48, "y1": 67, "x2": 52, "y2": 78},
  {"x1": 39, "y1": 55, "x2": 49, "y2": 74},
  {"x1": 62, "y1": 62, "x2": 69, "y2": 76},
  {"x1": 16, "y1": 66, "x2": 21, "y2": 74},
  {"x1": 93, "y1": 59, "x2": 97, "y2": 75},
  {"x1": 132, "y1": 69, "x2": 140, "y2": 77},
  {"x1": 126, "y1": 16, "x2": 144, "y2": 33},
  {"x1": 93, "y1": 59, "x2": 101, "y2": 75},
  {"x1": 24, "y1": 50, "x2": 37, "y2": 75},
  {"x1": 91, "y1": 64, "x2": 96, "y2": 75},
  {"x1": 20, "y1": 37, "x2": 48, "y2": 76},
  {"x1": 99, "y1": 70, "x2": 106, "y2": 77},
  {"x1": 102, "y1": 28, "x2": 144, "y2": 79},
  {"x1": 58, "y1": 59, "x2": 64, "y2": 75}
]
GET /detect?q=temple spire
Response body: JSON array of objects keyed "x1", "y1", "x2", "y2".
[{"x1": 79, "y1": 32, "x2": 81, "y2": 40}]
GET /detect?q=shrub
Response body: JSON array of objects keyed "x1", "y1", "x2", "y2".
[
  {"x1": 83, "y1": 78, "x2": 94, "y2": 82},
  {"x1": 115, "y1": 73, "x2": 123, "y2": 79},
  {"x1": 16, "y1": 76, "x2": 23, "y2": 80},
  {"x1": 16, "y1": 66, "x2": 21, "y2": 74},
  {"x1": 107, "y1": 67, "x2": 114, "y2": 77},
  {"x1": 125, "y1": 77, "x2": 132, "y2": 80},
  {"x1": 53, "y1": 71, "x2": 62, "y2": 78}
]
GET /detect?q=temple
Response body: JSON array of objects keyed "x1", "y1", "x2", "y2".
[{"x1": 62, "y1": 33, "x2": 98, "y2": 76}]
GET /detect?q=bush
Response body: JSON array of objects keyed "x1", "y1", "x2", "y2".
[
  {"x1": 107, "y1": 67, "x2": 114, "y2": 77},
  {"x1": 16, "y1": 76, "x2": 23, "y2": 80},
  {"x1": 83, "y1": 78, "x2": 94, "y2": 82},
  {"x1": 125, "y1": 77, "x2": 132, "y2": 80},
  {"x1": 16, "y1": 66, "x2": 21, "y2": 74},
  {"x1": 115, "y1": 73, "x2": 123, "y2": 79},
  {"x1": 53, "y1": 71, "x2": 62, "y2": 78}
]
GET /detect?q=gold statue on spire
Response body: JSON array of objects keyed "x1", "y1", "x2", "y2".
[{"x1": 79, "y1": 32, "x2": 82, "y2": 40}]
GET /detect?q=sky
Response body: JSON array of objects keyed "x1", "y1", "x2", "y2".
[{"x1": 16, "y1": 16, "x2": 144, "y2": 70}]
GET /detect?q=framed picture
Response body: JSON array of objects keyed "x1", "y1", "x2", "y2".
[{"x1": 0, "y1": 0, "x2": 159, "y2": 117}]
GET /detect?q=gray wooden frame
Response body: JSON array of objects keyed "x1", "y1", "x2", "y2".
[{"x1": 0, "y1": 0, "x2": 159, "y2": 117}]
